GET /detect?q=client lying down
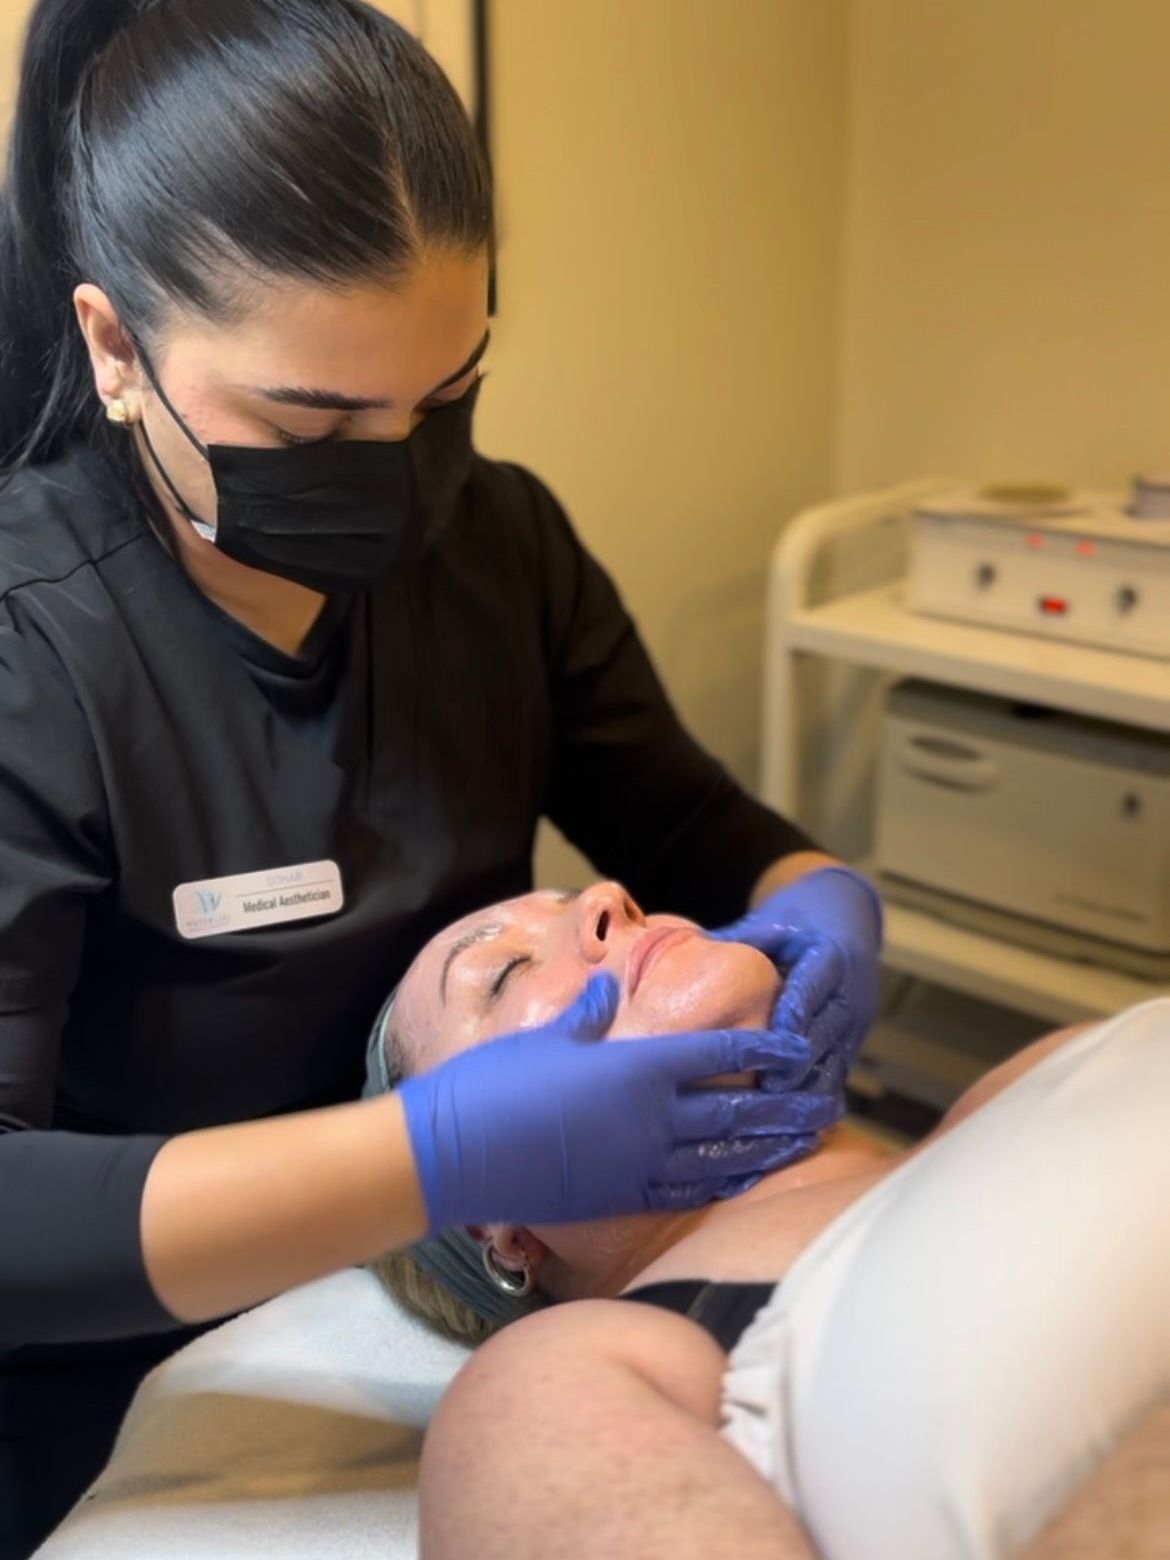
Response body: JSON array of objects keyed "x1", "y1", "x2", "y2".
[{"x1": 364, "y1": 881, "x2": 1170, "y2": 1560}]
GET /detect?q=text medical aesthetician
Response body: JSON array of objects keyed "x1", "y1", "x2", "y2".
[{"x1": 0, "y1": 1, "x2": 883, "y2": 1552}]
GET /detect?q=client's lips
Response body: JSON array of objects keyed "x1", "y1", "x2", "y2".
[{"x1": 626, "y1": 926, "x2": 694, "y2": 999}]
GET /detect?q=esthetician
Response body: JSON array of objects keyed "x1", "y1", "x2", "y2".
[{"x1": 0, "y1": 1, "x2": 882, "y2": 1552}]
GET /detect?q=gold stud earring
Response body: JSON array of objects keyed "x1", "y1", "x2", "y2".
[{"x1": 106, "y1": 398, "x2": 131, "y2": 426}]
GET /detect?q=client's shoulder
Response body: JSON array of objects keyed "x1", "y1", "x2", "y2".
[{"x1": 443, "y1": 1296, "x2": 727, "y2": 1422}]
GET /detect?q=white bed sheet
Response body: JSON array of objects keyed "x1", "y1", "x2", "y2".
[{"x1": 34, "y1": 1268, "x2": 470, "y2": 1560}]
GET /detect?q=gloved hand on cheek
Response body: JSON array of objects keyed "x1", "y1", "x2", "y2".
[{"x1": 710, "y1": 866, "x2": 884, "y2": 1098}]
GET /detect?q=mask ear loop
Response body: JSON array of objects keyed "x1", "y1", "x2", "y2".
[{"x1": 132, "y1": 342, "x2": 219, "y2": 542}]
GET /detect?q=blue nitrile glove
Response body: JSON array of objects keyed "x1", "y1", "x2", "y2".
[
  {"x1": 711, "y1": 866, "x2": 884, "y2": 1096},
  {"x1": 397, "y1": 973, "x2": 842, "y2": 1231}
]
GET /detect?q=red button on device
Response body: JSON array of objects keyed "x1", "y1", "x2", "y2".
[{"x1": 1039, "y1": 596, "x2": 1069, "y2": 615}]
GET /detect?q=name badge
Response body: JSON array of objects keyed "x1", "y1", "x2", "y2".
[{"x1": 173, "y1": 860, "x2": 345, "y2": 941}]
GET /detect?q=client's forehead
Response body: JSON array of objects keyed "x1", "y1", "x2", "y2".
[{"x1": 431, "y1": 889, "x2": 565, "y2": 951}]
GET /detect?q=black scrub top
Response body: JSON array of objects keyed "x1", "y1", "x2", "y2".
[{"x1": 0, "y1": 440, "x2": 813, "y2": 1350}]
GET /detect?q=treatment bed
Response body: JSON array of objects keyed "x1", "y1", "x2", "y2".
[{"x1": 33, "y1": 1268, "x2": 468, "y2": 1559}]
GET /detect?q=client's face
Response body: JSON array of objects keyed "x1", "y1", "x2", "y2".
[
  {"x1": 395, "y1": 881, "x2": 780, "y2": 1071},
  {"x1": 391, "y1": 885, "x2": 782, "y2": 1307}
]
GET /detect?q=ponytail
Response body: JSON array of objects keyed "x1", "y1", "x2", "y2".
[
  {"x1": 0, "y1": 0, "x2": 139, "y2": 470},
  {"x1": 0, "y1": 0, "x2": 493, "y2": 476}
]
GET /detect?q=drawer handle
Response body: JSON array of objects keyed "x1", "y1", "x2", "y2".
[{"x1": 898, "y1": 735, "x2": 999, "y2": 791}]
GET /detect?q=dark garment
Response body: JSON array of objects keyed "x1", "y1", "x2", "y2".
[
  {"x1": 0, "y1": 515, "x2": 355, "y2": 1559},
  {"x1": 207, "y1": 590, "x2": 354, "y2": 759},
  {"x1": 0, "y1": 440, "x2": 813, "y2": 1549},
  {"x1": 622, "y1": 1279, "x2": 777, "y2": 1353}
]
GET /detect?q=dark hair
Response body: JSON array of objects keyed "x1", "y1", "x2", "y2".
[{"x1": 0, "y1": 0, "x2": 493, "y2": 473}]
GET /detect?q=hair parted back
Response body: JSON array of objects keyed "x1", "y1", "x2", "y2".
[{"x1": 0, "y1": 0, "x2": 493, "y2": 474}]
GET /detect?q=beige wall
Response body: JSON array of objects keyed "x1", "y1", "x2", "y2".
[
  {"x1": 0, "y1": 1, "x2": 25, "y2": 121},
  {"x1": 477, "y1": 0, "x2": 848, "y2": 881},
  {"x1": 836, "y1": 0, "x2": 1170, "y2": 494}
]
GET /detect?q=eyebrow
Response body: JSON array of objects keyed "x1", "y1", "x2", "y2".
[
  {"x1": 440, "y1": 921, "x2": 502, "y2": 1005},
  {"x1": 247, "y1": 330, "x2": 492, "y2": 412},
  {"x1": 437, "y1": 890, "x2": 582, "y2": 1006}
]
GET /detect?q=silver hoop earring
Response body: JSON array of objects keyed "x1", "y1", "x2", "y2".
[{"x1": 482, "y1": 1244, "x2": 533, "y2": 1298}]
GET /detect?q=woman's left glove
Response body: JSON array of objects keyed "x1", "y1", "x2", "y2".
[{"x1": 711, "y1": 866, "x2": 884, "y2": 1095}]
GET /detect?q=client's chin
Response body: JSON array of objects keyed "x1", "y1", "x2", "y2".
[
  {"x1": 609, "y1": 933, "x2": 780, "y2": 1091},
  {"x1": 611, "y1": 932, "x2": 777, "y2": 1034}
]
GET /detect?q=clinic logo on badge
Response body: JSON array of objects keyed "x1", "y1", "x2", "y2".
[{"x1": 174, "y1": 880, "x2": 234, "y2": 940}]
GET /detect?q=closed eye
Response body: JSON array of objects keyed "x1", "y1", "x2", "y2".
[
  {"x1": 271, "y1": 423, "x2": 345, "y2": 448},
  {"x1": 272, "y1": 372, "x2": 481, "y2": 445},
  {"x1": 490, "y1": 955, "x2": 531, "y2": 1000}
]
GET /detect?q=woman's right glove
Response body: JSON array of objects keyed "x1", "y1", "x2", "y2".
[{"x1": 398, "y1": 973, "x2": 840, "y2": 1232}]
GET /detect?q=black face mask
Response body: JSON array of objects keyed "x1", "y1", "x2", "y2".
[{"x1": 135, "y1": 356, "x2": 480, "y2": 595}]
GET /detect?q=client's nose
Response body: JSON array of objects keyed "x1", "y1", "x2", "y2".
[{"x1": 575, "y1": 881, "x2": 644, "y2": 962}]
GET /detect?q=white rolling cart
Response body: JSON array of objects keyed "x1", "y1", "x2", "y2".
[{"x1": 762, "y1": 478, "x2": 1169, "y2": 1045}]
